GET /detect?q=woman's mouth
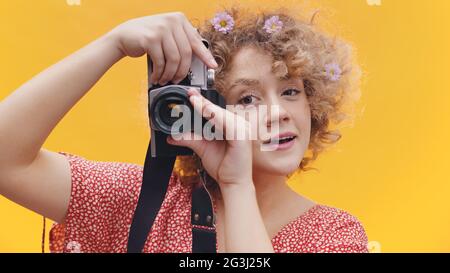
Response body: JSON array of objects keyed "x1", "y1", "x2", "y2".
[{"x1": 261, "y1": 135, "x2": 297, "y2": 151}]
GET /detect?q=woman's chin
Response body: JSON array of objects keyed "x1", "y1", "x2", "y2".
[
  {"x1": 255, "y1": 157, "x2": 302, "y2": 176},
  {"x1": 253, "y1": 140, "x2": 307, "y2": 176}
]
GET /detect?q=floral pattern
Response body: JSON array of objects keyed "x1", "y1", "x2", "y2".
[{"x1": 49, "y1": 152, "x2": 368, "y2": 253}]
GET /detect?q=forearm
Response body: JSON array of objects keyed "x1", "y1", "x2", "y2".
[
  {"x1": 0, "y1": 32, "x2": 124, "y2": 168},
  {"x1": 221, "y1": 183, "x2": 274, "y2": 253}
]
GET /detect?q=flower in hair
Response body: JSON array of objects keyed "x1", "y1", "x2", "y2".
[
  {"x1": 211, "y1": 12, "x2": 234, "y2": 34},
  {"x1": 263, "y1": 15, "x2": 283, "y2": 34},
  {"x1": 325, "y1": 63, "x2": 342, "y2": 82}
]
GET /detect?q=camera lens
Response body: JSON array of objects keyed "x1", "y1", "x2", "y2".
[
  {"x1": 150, "y1": 86, "x2": 194, "y2": 135},
  {"x1": 159, "y1": 98, "x2": 184, "y2": 125}
]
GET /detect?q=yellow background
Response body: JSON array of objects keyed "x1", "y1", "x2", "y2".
[{"x1": 1, "y1": 0, "x2": 449, "y2": 253}]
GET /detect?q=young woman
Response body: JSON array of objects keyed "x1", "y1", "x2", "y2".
[{"x1": 0, "y1": 6, "x2": 367, "y2": 253}]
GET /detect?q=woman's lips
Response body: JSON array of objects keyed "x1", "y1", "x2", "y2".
[
  {"x1": 261, "y1": 136, "x2": 297, "y2": 151},
  {"x1": 262, "y1": 132, "x2": 297, "y2": 144}
]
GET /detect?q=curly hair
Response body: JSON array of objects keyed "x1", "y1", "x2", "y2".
[{"x1": 172, "y1": 4, "x2": 361, "y2": 198}]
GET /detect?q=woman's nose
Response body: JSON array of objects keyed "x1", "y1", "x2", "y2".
[{"x1": 264, "y1": 103, "x2": 290, "y2": 128}]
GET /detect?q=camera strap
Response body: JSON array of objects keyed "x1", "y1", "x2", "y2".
[{"x1": 126, "y1": 139, "x2": 217, "y2": 253}]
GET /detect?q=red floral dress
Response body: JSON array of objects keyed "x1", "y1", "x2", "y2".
[{"x1": 49, "y1": 152, "x2": 369, "y2": 253}]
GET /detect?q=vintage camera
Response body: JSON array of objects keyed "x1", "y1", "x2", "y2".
[{"x1": 148, "y1": 40, "x2": 226, "y2": 157}]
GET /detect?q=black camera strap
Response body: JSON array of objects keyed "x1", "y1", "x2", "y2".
[
  {"x1": 126, "y1": 139, "x2": 217, "y2": 253},
  {"x1": 192, "y1": 169, "x2": 217, "y2": 253}
]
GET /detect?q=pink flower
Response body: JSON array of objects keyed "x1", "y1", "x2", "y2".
[
  {"x1": 325, "y1": 63, "x2": 342, "y2": 82},
  {"x1": 263, "y1": 15, "x2": 283, "y2": 34},
  {"x1": 210, "y1": 12, "x2": 234, "y2": 34}
]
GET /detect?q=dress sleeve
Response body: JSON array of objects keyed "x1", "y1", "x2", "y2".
[
  {"x1": 315, "y1": 211, "x2": 369, "y2": 253},
  {"x1": 48, "y1": 152, "x2": 143, "y2": 253}
]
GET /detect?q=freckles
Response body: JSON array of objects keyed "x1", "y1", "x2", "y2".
[
  {"x1": 297, "y1": 97, "x2": 311, "y2": 111},
  {"x1": 297, "y1": 99, "x2": 312, "y2": 121},
  {"x1": 235, "y1": 107, "x2": 260, "y2": 134},
  {"x1": 292, "y1": 111, "x2": 311, "y2": 139},
  {"x1": 289, "y1": 103, "x2": 310, "y2": 122}
]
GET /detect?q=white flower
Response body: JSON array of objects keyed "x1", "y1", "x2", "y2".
[
  {"x1": 66, "y1": 241, "x2": 81, "y2": 253},
  {"x1": 325, "y1": 63, "x2": 342, "y2": 82}
]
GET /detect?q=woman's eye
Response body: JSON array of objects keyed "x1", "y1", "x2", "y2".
[
  {"x1": 237, "y1": 95, "x2": 257, "y2": 105},
  {"x1": 282, "y1": 89, "x2": 301, "y2": 96}
]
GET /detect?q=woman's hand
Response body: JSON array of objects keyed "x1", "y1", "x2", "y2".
[
  {"x1": 167, "y1": 88, "x2": 276, "y2": 253},
  {"x1": 167, "y1": 88, "x2": 254, "y2": 190},
  {"x1": 106, "y1": 12, "x2": 218, "y2": 85}
]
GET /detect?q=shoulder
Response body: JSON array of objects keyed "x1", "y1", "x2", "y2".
[
  {"x1": 51, "y1": 152, "x2": 192, "y2": 251},
  {"x1": 51, "y1": 152, "x2": 183, "y2": 253},
  {"x1": 58, "y1": 151, "x2": 145, "y2": 196},
  {"x1": 286, "y1": 204, "x2": 369, "y2": 253},
  {"x1": 306, "y1": 204, "x2": 365, "y2": 228},
  {"x1": 58, "y1": 151, "x2": 144, "y2": 180}
]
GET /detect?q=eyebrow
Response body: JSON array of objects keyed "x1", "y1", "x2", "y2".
[
  {"x1": 225, "y1": 77, "x2": 304, "y2": 98},
  {"x1": 228, "y1": 78, "x2": 261, "y2": 91}
]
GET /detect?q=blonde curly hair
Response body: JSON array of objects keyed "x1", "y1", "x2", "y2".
[{"x1": 172, "y1": 4, "x2": 361, "y2": 199}]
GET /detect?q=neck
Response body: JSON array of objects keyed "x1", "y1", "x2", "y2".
[
  {"x1": 213, "y1": 171, "x2": 310, "y2": 220},
  {"x1": 251, "y1": 170, "x2": 294, "y2": 218}
]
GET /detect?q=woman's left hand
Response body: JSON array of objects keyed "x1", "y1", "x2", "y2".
[{"x1": 167, "y1": 87, "x2": 253, "y2": 190}]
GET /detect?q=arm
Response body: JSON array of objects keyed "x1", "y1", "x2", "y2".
[
  {"x1": 0, "y1": 12, "x2": 217, "y2": 223},
  {"x1": 0, "y1": 35, "x2": 124, "y2": 169},
  {"x1": 0, "y1": 34, "x2": 124, "y2": 223},
  {"x1": 221, "y1": 183, "x2": 274, "y2": 253}
]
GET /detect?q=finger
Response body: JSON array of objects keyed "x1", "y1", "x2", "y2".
[
  {"x1": 166, "y1": 132, "x2": 207, "y2": 157},
  {"x1": 192, "y1": 27, "x2": 204, "y2": 43},
  {"x1": 172, "y1": 26, "x2": 192, "y2": 84},
  {"x1": 159, "y1": 33, "x2": 181, "y2": 85},
  {"x1": 183, "y1": 21, "x2": 218, "y2": 69},
  {"x1": 147, "y1": 44, "x2": 165, "y2": 85},
  {"x1": 188, "y1": 88, "x2": 245, "y2": 141}
]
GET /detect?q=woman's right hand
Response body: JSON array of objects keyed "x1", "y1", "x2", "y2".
[{"x1": 107, "y1": 12, "x2": 218, "y2": 85}]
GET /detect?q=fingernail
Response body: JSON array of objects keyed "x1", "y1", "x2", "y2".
[
  {"x1": 209, "y1": 58, "x2": 218, "y2": 68},
  {"x1": 189, "y1": 88, "x2": 200, "y2": 95},
  {"x1": 190, "y1": 95, "x2": 200, "y2": 104}
]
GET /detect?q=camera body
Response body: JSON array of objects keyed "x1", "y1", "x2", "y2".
[{"x1": 148, "y1": 40, "x2": 226, "y2": 157}]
